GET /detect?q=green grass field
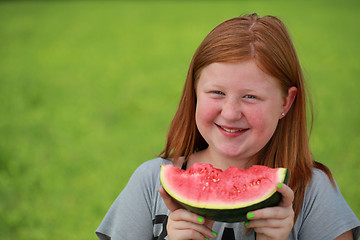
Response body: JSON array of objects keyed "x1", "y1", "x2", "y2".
[{"x1": 0, "y1": 1, "x2": 359, "y2": 239}]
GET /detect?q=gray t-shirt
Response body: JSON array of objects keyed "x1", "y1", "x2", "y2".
[{"x1": 96, "y1": 158, "x2": 360, "y2": 240}]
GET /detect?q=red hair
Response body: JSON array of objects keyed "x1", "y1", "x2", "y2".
[{"x1": 160, "y1": 13, "x2": 333, "y2": 221}]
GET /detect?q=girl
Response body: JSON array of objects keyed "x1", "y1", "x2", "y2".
[{"x1": 96, "y1": 14, "x2": 360, "y2": 240}]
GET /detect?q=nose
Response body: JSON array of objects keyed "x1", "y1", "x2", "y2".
[{"x1": 221, "y1": 98, "x2": 242, "y2": 121}]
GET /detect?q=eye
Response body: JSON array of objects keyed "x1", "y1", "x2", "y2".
[
  {"x1": 213, "y1": 90, "x2": 225, "y2": 95},
  {"x1": 244, "y1": 95, "x2": 256, "y2": 99}
]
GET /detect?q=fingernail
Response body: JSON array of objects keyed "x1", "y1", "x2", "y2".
[
  {"x1": 277, "y1": 183, "x2": 283, "y2": 189},
  {"x1": 198, "y1": 217, "x2": 204, "y2": 223},
  {"x1": 212, "y1": 231, "x2": 218, "y2": 237},
  {"x1": 244, "y1": 221, "x2": 249, "y2": 226},
  {"x1": 247, "y1": 212, "x2": 255, "y2": 219}
]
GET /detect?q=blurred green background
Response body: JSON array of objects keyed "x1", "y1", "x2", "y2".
[{"x1": 0, "y1": 0, "x2": 359, "y2": 239}]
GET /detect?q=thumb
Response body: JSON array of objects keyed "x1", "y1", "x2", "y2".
[{"x1": 159, "y1": 187, "x2": 183, "y2": 212}]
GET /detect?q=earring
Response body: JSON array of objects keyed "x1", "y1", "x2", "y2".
[{"x1": 281, "y1": 112, "x2": 285, "y2": 116}]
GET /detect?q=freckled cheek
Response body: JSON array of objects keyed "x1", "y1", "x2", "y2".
[
  {"x1": 246, "y1": 109, "x2": 279, "y2": 133},
  {"x1": 246, "y1": 112, "x2": 265, "y2": 130},
  {"x1": 195, "y1": 100, "x2": 220, "y2": 126}
]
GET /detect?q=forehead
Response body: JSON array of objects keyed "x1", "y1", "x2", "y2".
[{"x1": 196, "y1": 61, "x2": 281, "y2": 90}]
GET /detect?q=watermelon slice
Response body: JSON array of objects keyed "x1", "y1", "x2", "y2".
[{"x1": 160, "y1": 163, "x2": 289, "y2": 222}]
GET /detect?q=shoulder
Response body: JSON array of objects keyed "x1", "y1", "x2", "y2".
[
  {"x1": 95, "y1": 158, "x2": 173, "y2": 239},
  {"x1": 307, "y1": 167, "x2": 336, "y2": 190},
  {"x1": 129, "y1": 157, "x2": 173, "y2": 185},
  {"x1": 302, "y1": 168, "x2": 340, "y2": 209},
  {"x1": 294, "y1": 168, "x2": 360, "y2": 239},
  {"x1": 99, "y1": 158, "x2": 173, "y2": 218},
  {"x1": 135, "y1": 157, "x2": 173, "y2": 174}
]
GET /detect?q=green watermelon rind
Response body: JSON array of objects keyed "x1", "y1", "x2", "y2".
[{"x1": 160, "y1": 165, "x2": 290, "y2": 223}]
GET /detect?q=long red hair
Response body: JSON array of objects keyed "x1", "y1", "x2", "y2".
[{"x1": 160, "y1": 13, "x2": 333, "y2": 221}]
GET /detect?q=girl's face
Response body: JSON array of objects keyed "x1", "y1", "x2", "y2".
[{"x1": 195, "y1": 61, "x2": 296, "y2": 167}]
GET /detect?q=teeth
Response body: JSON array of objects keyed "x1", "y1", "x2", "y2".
[{"x1": 220, "y1": 126, "x2": 243, "y2": 133}]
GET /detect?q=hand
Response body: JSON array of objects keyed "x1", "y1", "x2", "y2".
[
  {"x1": 159, "y1": 187, "x2": 217, "y2": 240},
  {"x1": 244, "y1": 183, "x2": 295, "y2": 240}
]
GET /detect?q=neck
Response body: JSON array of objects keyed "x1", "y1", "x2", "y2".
[{"x1": 189, "y1": 148, "x2": 258, "y2": 171}]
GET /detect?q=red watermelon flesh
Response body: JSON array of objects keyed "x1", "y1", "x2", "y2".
[{"x1": 160, "y1": 163, "x2": 289, "y2": 222}]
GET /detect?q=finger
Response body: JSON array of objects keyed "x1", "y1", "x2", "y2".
[
  {"x1": 169, "y1": 210, "x2": 218, "y2": 239},
  {"x1": 250, "y1": 224, "x2": 292, "y2": 240},
  {"x1": 277, "y1": 183, "x2": 294, "y2": 207},
  {"x1": 245, "y1": 218, "x2": 283, "y2": 228},
  {"x1": 179, "y1": 229, "x2": 208, "y2": 240},
  {"x1": 204, "y1": 218, "x2": 215, "y2": 229},
  {"x1": 170, "y1": 208, "x2": 206, "y2": 224},
  {"x1": 159, "y1": 187, "x2": 183, "y2": 212},
  {"x1": 172, "y1": 220, "x2": 217, "y2": 239},
  {"x1": 253, "y1": 228, "x2": 280, "y2": 239},
  {"x1": 245, "y1": 217, "x2": 293, "y2": 230},
  {"x1": 246, "y1": 205, "x2": 293, "y2": 220},
  {"x1": 167, "y1": 219, "x2": 208, "y2": 240},
  {"x1": 253, "y1": 226, "x2": 294, "y2": 240}
]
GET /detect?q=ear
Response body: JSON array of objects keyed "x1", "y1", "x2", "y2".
[{"x1": 280, "y1": 86, "x2": 297, "y2": 119}]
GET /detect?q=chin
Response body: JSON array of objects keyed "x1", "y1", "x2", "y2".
[{"x1": 220, "y1": 151, "x2": 247, "y2": 160}]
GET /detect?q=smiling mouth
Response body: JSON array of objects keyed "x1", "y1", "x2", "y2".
[{"x1": 218, "y1": 125, "x2": 248, "y2": 133}]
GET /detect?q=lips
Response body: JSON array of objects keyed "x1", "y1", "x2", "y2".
[{"x1": 216, "y1": 124, "x2": 249, "y2": 133}]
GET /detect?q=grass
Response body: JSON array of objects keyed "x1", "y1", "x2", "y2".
[{"x1": 0, "y1": 1, "x2": 359, "y2": 239}]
